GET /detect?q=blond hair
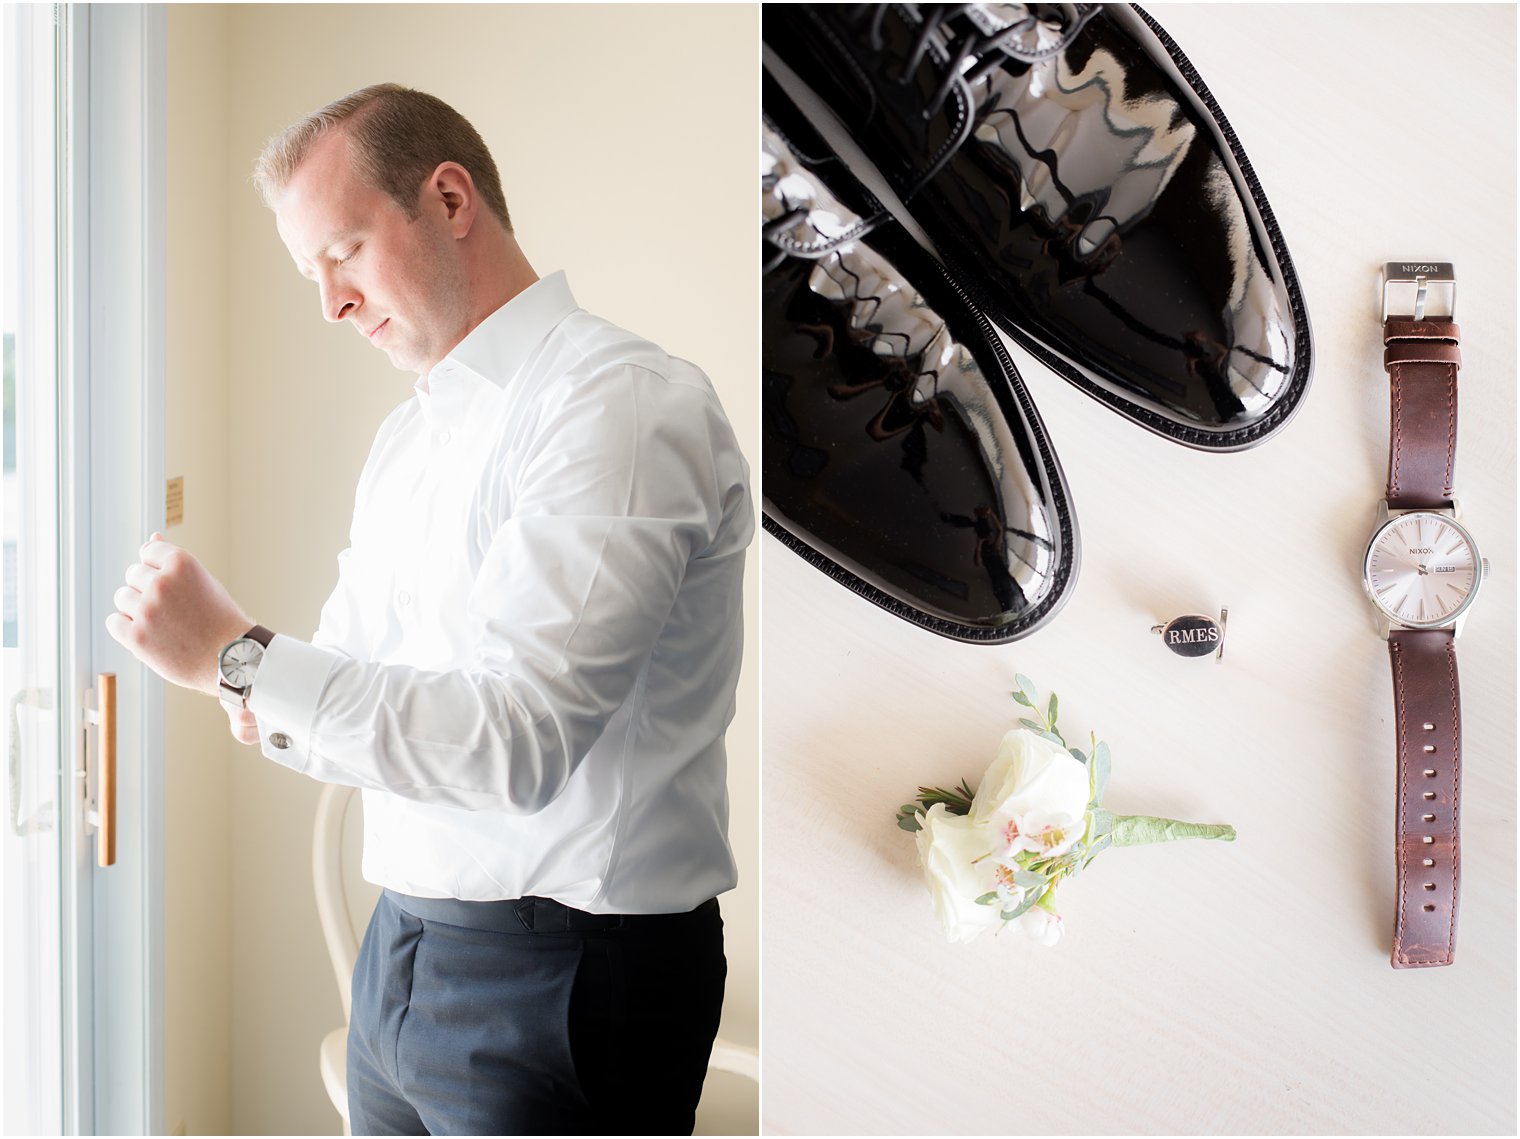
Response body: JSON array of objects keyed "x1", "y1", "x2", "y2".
[{"x1": 253, "y1": 82, "x2": 512, "y2": 231}]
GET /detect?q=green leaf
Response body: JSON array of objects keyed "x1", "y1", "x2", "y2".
[
  {"x1": 975, "y1": 892, "x2": 999, "y2": 906},
  {"x1": 1047, "y1": 691, "x2": 1059, "y2": 727},
  {"x1": 1080, "y1": 835, "x2": 1113, "y2": 867},
  {"x1": 1011, "y1": 690, "x2": 1034, "y2": 707},
  {"x1": 1012, "y1": 868, "x2": 1047, "y2": 889},
  {"x1": 916, "y1": 783, "x2": 975, "y2": 816},
  {"x1": 1015, "y1": 673, "x2": 1037, "y2": 700},
  {"x1": 1090, "y1": 740, "x2": 1111, "y2": 804},
  {"x1": 897, "y1": 799, "x2": 932, "y2": 826},
  {"x1": 1018, "y1": 717, "x2": 1044, "y2": 733},
  {"x1": 1109, "y1": 815, "x2": 1237, "y2": 847},
  {"x1": 1088, "y1": 807, "x2": 1115, "y2": 839},
  {"x1": 1037, "y1": 730, "x2": 1065, "y2": 748},
  {"x1": 998, "y1": 890, "x2": 1043, "y2": 921},
  {"x1": 1069, "y1": 747, "x2": 1088, "y2": 767}
]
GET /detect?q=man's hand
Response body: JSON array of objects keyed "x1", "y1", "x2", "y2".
[
  {"x1": 225, "y1": 703, "x2": 261, "y2": 746},
  {"x1": 105, "y1": 532, "x2": 255, "y2": 697}
]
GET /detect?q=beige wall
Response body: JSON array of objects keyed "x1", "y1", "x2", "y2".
[
  {"x1": 164, "y1": 7, "x2": 234, "y2": 1136},
  {"x1": 165, "y1": 5, "x2": 759, "y2": 1134}
]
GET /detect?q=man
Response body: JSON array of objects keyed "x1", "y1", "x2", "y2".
[{"x1": 107, "y1": 83, "x2": 753, "y2": 1135}]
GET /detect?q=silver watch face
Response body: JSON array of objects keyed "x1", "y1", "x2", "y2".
[
  {"x1": 1364, "y1": 511, "x2": 1483, "y2": 629},
  {"x1": 219, "y1": 637, "x2": 264, "y2": 689}
]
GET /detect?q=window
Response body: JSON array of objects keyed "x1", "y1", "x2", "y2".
[
  {"x1": 3, "y1": 6, "x2": 166, "y2": 1132},
  {"x1": 3, "y1": 4, "x2": 66, "y2": 1132}
]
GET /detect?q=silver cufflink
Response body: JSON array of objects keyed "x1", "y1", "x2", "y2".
[{"x1": 1151, "y1": 608, "x2": 1228, "y2": 661}]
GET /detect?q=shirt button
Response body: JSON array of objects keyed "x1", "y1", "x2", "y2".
[
  {"x1": 397, "y1": 590, "x2": 411, "y2": 606},
  {"x1": 269, "y1": 732, "x2": 291, "y2": 750}
]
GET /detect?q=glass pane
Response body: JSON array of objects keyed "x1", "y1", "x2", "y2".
[{"x1": 1, "y1": 3, "x2": 65, "y2": 1133}]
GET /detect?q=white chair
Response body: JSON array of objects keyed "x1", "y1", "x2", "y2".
[
  {"x1": 312, "y1": 783, "x2": 759, "y2": 1133},
  {"x1": 313, "y1": 783, "x2": 365, "y2": 1135}
]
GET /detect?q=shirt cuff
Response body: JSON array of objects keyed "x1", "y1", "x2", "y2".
[{"x1": 248, "y1": 634, "x2": 340, "y2": 775}]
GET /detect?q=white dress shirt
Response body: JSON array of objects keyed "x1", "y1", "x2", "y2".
[{"x1": 249, "y1": 272, "x2": 754, "y2": 913}]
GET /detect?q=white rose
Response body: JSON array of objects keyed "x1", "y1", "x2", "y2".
[
  {"x1": 970, "y1": 728, "x2": 1091, "y2": 860},
  {"x1": 914, "y1": 804, "x2": 1003, "y2": 943}
]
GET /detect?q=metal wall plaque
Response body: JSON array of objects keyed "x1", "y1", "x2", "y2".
[{"x1": 166, "y1": 476, "x2": 184, "y2": 527}]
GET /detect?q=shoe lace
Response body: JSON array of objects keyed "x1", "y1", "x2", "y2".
[
  {"x1": 864, "y1": 4, "x2": 1098, "y2": 119},
  {"x1": 762, "y1": 119, "x2": 883, "y2": 272}
]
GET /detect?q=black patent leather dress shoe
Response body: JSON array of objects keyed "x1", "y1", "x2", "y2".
[
  {"x1": 764, "y1": 3, "x2": 1312, "y2": 451},
  {"x1": 763, "y1": 84, "x2": 1078, "y2": 642}
]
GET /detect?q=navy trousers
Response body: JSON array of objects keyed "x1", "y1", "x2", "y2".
[{"x1": 347, "y1": 890, "x2": 726, "y2": 1136}]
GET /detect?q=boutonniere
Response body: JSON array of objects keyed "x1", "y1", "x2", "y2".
[{"x1": 896, "y1": 676, "x2": 1236, "y2": 945}]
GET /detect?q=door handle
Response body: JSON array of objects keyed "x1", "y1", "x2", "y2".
[
  {"x1": 84, "y1": 673, "x2": 117, "y2": 867},
  {"x1": 97, "y1": 673, "x2": 115, "y2": 867}
]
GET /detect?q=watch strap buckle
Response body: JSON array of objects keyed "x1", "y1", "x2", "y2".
[{"x1": 1382, "y1": 261, "x2": 1456, "y2": 322}]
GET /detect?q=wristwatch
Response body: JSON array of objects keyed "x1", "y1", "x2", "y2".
[
  {"x1": 1361, "y1": 262, "x2": 1488, "y2": 969},
  {"x1": 218, "y1": 624, "x2": 275, "y2": 712}
]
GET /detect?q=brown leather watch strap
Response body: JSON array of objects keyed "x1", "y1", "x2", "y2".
[
  {"x1": 1387, "y1": 628, "x2": 1461, "y2": 968},
  {"x1": 1384, "y1": 319, "x2": 1460, "y2": 509}
]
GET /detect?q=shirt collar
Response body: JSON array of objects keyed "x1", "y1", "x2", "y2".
[{"x1": 421, "y1": 270, "x2": 579, "y2": 401}]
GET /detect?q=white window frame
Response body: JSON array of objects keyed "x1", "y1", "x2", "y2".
[{"x1": 60, "y1": 5, "x2": 167, "y2": 1133}]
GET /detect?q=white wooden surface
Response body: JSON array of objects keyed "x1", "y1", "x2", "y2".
[{"x1": 759, "y1": 6, "x2": 1517, "y2": 1134}]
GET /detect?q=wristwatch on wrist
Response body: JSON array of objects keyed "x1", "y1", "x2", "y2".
[
  {"x1": 218, "y1": 624, "x2": 274, "y2": 712},
  {"x1": 1361, "y1": 262, "x2": 1488, "y2": 969}
]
